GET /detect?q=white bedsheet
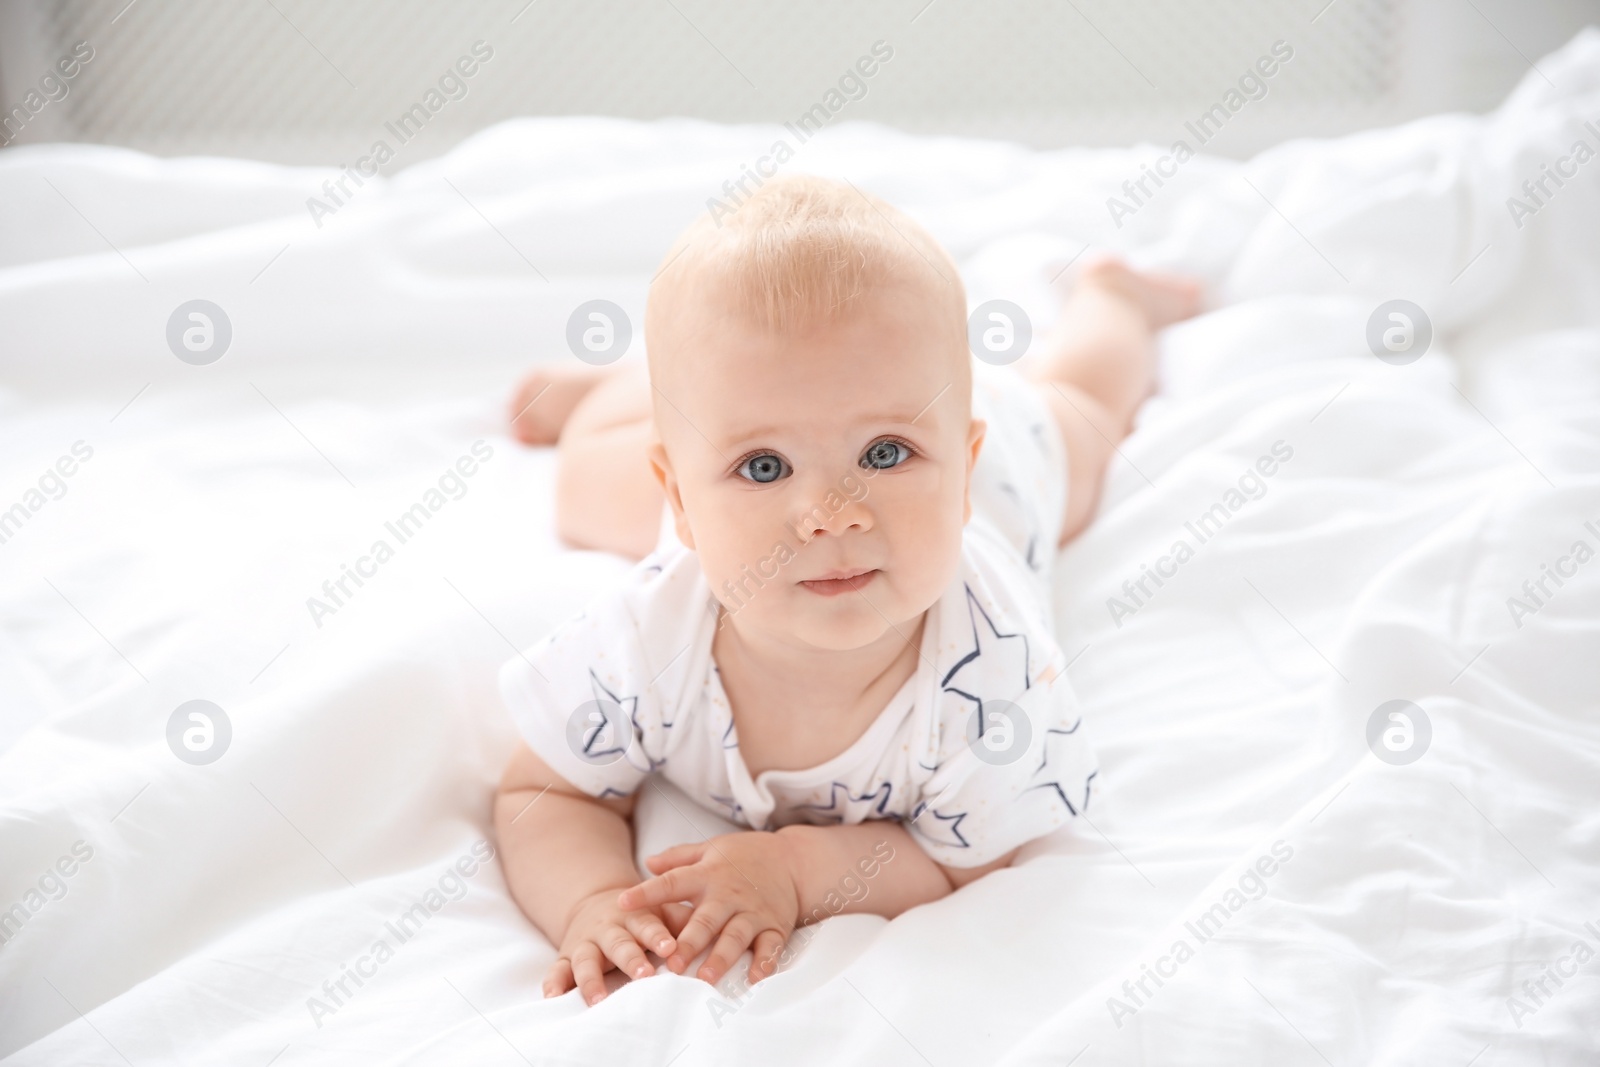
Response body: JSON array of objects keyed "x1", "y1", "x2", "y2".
[{"x1": 2, "y1": 28, "x2": 1598, "y2": 1067}]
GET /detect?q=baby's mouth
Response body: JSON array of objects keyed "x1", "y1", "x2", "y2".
[{"x1": 799, "y1": 568, "x2": 878, "y2": 597}]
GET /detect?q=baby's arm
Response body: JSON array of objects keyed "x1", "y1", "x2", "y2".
[
  {"x1": 779, "y1": 820, "x2": 1018, "y2": 917},
  {"x1": 495, "y1": 740, "x2": 680, "y2": 1004},
  {"x1": 622, "y1": 818, "x2": 1020, "y2": 986}
]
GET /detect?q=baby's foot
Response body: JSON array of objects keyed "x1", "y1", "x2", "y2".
[
  {"x1": 1075, "y1": 256, "x2": 1203, "y2": 329},
  {"x1": 508, "y1": 363, "x2": 614, "y2": 445}
]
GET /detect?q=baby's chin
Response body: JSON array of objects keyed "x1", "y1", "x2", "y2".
[
  {"x1": 736, "y1": 585, "x2": 925, "y2": 653},
  {"x1": 787, "y1": 612, "x2": 904, "y2": 652}
]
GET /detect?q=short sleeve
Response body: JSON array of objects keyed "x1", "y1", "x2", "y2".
[
  {"x1": 497, "y1": 548, "x2": 709, "y2": 800},
  {"x1": 907, "y1": 664, "x2": 1097, "y2": 868}
]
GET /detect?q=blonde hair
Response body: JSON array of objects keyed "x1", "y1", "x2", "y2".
[{"x1": 645, "y1": 174, "x2": 967, "y2": 373}]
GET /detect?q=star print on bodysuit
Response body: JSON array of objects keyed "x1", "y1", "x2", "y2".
[
  {"x1": 791, "y1": 779, "x2": 896, "y2": 825},
  {"x1": 708, "y1": 792, "x2": 745, "y2": 822},
  {"x1": 997, "y1": 480, "x2": 1043, "y2": 572},
  {"x1": 585, "y1": 669, "x2": 670, "y2": 774},
  {"x1": 904, "y1": 584, "x2": 1040, "y2": 847},
  {"x1": 1025, "y1": 724, "x2": 1093, "y2": 815},
  {"x1": 908, "y1": 801, "x2": 970, "y2": 849},
  {"x1": 940, "y1": 584, "x2": 1035, "y2": 728}
]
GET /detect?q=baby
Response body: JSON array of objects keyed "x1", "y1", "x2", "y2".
[{"x1": 494, "y1": 175, "x2": 1200, "y2": 1006}]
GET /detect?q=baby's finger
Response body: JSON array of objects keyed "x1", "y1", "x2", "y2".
[
  {"x1": 598, "y1": 924, "x2": 656, "y2": 981},
  {"x1": 622, "y1": 910, "x2": 676, "y2": 958},
  {"x1": 570, "y1": 941, "x2": 610, "y2": 1006},
  {"x1": 661, "y1": 902, "x2": 694, "y2": 937},
  {"x1": 749, "y1": 929, "x2": 786, "y2": 984},
  {"x1": 698, "y1": 913, "x2": 758, "y2": 985},
  {"x1": 543, "y1": 956, "x2": 575, "y2": 999},
  {"x1": 617, "y1": 866, "x2": 702, "y2": 911},
  {"x1": 666, "y1": 898, "x2": 736, "y2": 975},
  {"x1": 645, "y1": 841, "x2": 707, "y2": 873}
]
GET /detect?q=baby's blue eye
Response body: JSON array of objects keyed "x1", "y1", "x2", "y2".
[
  {"x1": 737, "y1": 453, "x2": 789, "y2": 484},
  {"x1": 861, "y1": 439, "x2": 910, "y2": 470}
]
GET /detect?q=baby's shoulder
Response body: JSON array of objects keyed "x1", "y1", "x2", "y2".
[
  {"x1": 508, "y1": 543, "x2": 718, "y2": 716},
  {"x1": 577, "y1": 540, "x2": 709, "y2": 629},
  {"x1": 498, "y1": 543, "x2": 721, "y2": 795},
  {"x1": 588, "y1": 539, "x2": 711, "y2": 640}
]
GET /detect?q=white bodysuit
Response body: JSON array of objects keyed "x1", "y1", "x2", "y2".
[{"x1": 499, "y1": 363, "x2": 1098, "y2": 867}]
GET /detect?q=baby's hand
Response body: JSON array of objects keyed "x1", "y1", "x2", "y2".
[
  {"x1": 545, "y1": 886, "x2": 681, "y2": 1005},
  {"x1": 619, "y1": 833, "x2": 800, "y2": 986}
]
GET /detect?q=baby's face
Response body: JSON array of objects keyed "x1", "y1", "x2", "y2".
[{"x1": 649, "y1": 284, "x2": 983, "y2": 652}]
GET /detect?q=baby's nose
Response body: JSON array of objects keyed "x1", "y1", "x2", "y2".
[{"x1": 787, "y1": 476, "x2": 873, "y2": 540}]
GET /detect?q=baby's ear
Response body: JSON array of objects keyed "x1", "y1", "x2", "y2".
[
  {"x1": 645, "y1": 437, "x2": 671, "y2": 492},
  {"x1": 963, "y1": 417, "x2": 987, "y2": 524},
  {"x1": 647, "y1": 438, "x2": 696, "y2": 550}
]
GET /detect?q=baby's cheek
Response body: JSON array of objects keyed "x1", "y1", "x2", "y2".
[
  {"x1": 697, "y1": 511, "x2": 775, "y2": 580},
  {"x1": 699, "y1": 531, "x2": 804, "y2": 622},
  {"x1": 893, "y1": 502, "x2": 965, "y2": 589}
]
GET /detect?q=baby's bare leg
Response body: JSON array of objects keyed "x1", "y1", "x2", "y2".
[
  {"x1": 1022, "y1": 259, "x2": 1201, "y2": 547},
  {"x1": 554, "y1": 362, "x2": 664, "y2": 559}
]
